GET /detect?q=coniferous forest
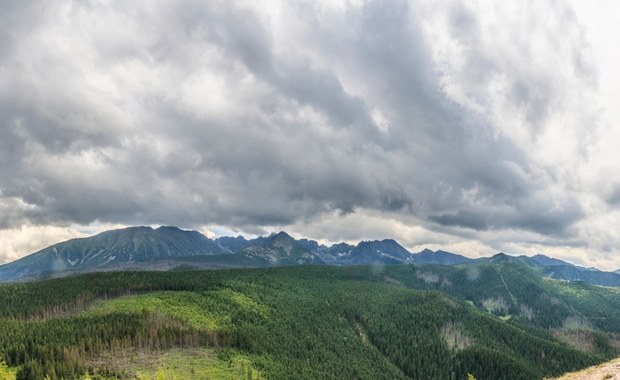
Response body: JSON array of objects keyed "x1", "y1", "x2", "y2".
[{"x1": 1, "y1": 264, "x2": 620, "y2": 379}]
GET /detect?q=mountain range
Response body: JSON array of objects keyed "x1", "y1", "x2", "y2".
[{"x1": 1, "y1": 225, "x2": 620, "y2": 287}]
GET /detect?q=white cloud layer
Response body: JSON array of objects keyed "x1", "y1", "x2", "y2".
[{"x1": 1, "y1": 0, "x2": 620, "y2": 269}]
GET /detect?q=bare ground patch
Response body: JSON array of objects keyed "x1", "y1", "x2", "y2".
[
  {"x1": 550, "y1": 357, "x2": 620, "y2": 380},
  {"x1": 441, "y1": 321, "x2": 471, "y2": 351}
]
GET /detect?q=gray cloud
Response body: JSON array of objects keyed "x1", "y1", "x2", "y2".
[{"x1": 0, "y1": 0, "x2": 608, "y2": 262}]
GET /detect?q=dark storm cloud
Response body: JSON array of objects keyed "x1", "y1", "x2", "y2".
[
  {"x1": 0, "y1": 0, "x2": 596, "y2": 242},
  {"x1": 429, "y1": 194, "x2": 584, "y2": 236}
]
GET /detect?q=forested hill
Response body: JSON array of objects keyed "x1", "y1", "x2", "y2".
[{"x1": 1, "y1": 264, "x2": 620, "y2": 379}]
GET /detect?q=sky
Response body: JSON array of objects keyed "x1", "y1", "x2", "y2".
[{"x1": 1, "y1": 0, "x2": 620, "y2": 270}]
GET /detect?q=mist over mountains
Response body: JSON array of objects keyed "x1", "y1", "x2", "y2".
[{"x1": 1, "y1": 225, "x2": 620, "y2": 286}]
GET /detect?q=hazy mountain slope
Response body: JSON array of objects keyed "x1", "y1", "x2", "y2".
[
  {"x1": 410, "y1": 249, "x2": 472, "y2": 265},
  {"x1": 478, "y1": 253, "x2": 576, "y2": 269},
  {"x1": 0, "y1": 226, "x2": 227, "y2": 281},
  {"x1": 479, "y1": 252, "x2": 541, "y2": 267},
  {"x1": 296, "y1": 238, "x2": 323, "y2": 252},
  {"x1": 215, "y1": 235, "x2": 250, "y2": 253},
  {"x1": 542, "y1": 265, "x2": 620, "y2": 287},
  {"x1": 472, "y1": 253, "x2": 620, "y2": 287},
  {"x1": 298, "y1": 238, "x2": 417, "y2": 265},
  {"x1": 313, "y1": 242, "x2": 356, "y2": 265},
  {"x1": 381, "y1": 263, "x2": 620, "y2": 337},
  {"x1": 238, "y1": 231, "x2": 324, "y2": 265},
  {"x1": 3, "y1": 225, "x2": 620, "y2": 288},
  {"x1": 323, "y1": 239, "x2": 411, "y2": 265},
  {"x1": 530, "y1": 254, "x2": 577, "y2": 267}
]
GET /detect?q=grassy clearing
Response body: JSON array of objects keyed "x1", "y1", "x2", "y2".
[
  {"x1": 218, "y1": 288, "x2": 268, "y2": 318},
  {"x1": 87, "y1": 288, "x2": 268, "y2": 331},
  {"x1": 86, "y1": 348, "x2": 261, "y2": 380},
  {"x1": 145, "y1": 349, "x2": 261, "y2": 380},
  {"x1": 544, "y1": 279, "x2": 591, "y2": 300},
  {"x1": 83, "y1": 289, "x2": 269, "y2": 378},
  {"x1": 88, "y1": 291, "x2": 219, "y2": 329},
  {"x1": 0, "y1": 361, "x2": 16, "y2": 380}
]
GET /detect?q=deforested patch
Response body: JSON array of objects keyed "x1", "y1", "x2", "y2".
[
  {"x1": 416, "y1": 271, "x2": 440, "y2": 284},
  {"x1": 482, "y1": 297, "x2": 509, "y2": 314},
  {"x1": 551, "y1": 317, "x2": 595, "y2": 352},
  {"x1": 551, "y1": 328, "x2": 595, "y2": 353},
  {"x1": 440, "y1": 277, "x2": 453, "y2": 289},
  {"x1": 562, "y1": 316, "x2": 592, "y2": 330},
  {"x1": 441, "y1": 321, "x2": 471, "y2": 351},
  {"x1": 466, "y1": 267, "x2": 480, "y2": 281},
  {"x1": 442, "y1": 296, "x2": 459, "y2": 309},
  {"x1": 519, "y1": 304, "x2": 535, "y2": 320},
  {"x1": 541, "y1": 293, "x2": 561, "y2": 305},
  {"x1": 608, "y1": 333, "x2": 620, "y2": 349},
  {"x1": 384, "y1": 276, "x2": 405, "y2": 288}
]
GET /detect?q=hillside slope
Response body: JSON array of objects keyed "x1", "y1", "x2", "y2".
[
  {"x1": 238, "y1": 231, "x2": 324, "y2": 265},
  {"x1": 0, "y1": 226, "x2": 229, "y2": 281},
  {"x1": 1, "y1": 265, "x2": 619, "y2": 379},
  {"x1": 552, "y1": 357, "x2": 620, "y2": 379}
]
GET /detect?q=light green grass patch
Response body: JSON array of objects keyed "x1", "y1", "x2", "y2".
[
  {"x1": 482, "y1": 297, "x2": 509, "y2": 314},
  {"x1": 90, "y1": 348, "x2": 262, "y2": 380},
  {"x1": 147, "y1": 349, "x2": 261, "y2": 380},
  {"x1": 0, "y1": 361, "x2": 17, "y2": 380},
  {"x1": 216, "y1": 288, "x2": 268, "y2": 318},
  {"x1": 87, "y1": 289, "x2": 268, "y2": 331},
  {"x1": 543, "y1": 279, "x2": 590, "y2": 299},
  {"x1": 88, "y1": 291, "x2": 220, "y2": 330}
]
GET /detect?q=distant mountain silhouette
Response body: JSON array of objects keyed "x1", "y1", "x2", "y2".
[{"x1": 2, "y1": 225, "x2": 620, "y2": 286}]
